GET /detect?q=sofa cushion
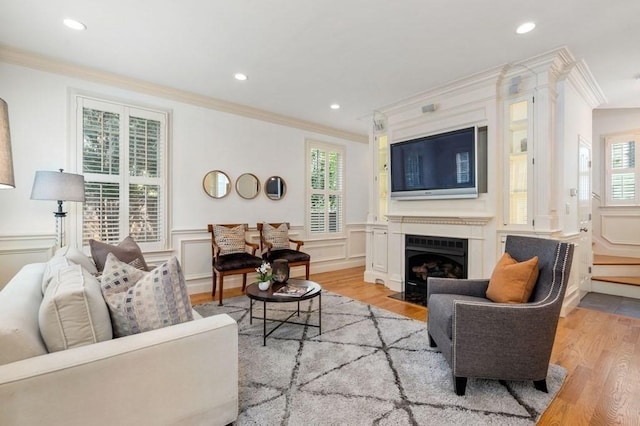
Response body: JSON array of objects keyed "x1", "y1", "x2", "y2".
[
  {"x1": 41, "y1": 254, "x2": 73, "y2": 294},
  {"x1": 100, "y1": 253, "x2": 193, "y2": 337},
  {"x1": 486, "y1": 252, "x2": 539, "y2": 303},
  {"x1": 0, "y1": 263, "x2": 48, "y2": 365},
  {"x1": 39, "y1": 264, "x2": 113, "y2": 352},
  {"x1": 42, "y1": 247, "x2": 99, "y2": 293},
  {"x1": 262, "y1": 223, "x2": 290, "y2": 250},
  {"x1": 55, "y1": 245, "x2": 98, "y2": 275},
  {"x1": 90, "y1": 235, "x2": 149, "y2": 273},
  {"x1": 214, "y1": 225, "x2": 247, "y2": 255}
]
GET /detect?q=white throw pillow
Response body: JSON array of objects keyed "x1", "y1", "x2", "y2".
[
  {"x1": 39, "y1": 264, "x2": 113, "y2": 352},
  {"x1": 100, "y1": 253, "x2": 193, "y2": 337}
]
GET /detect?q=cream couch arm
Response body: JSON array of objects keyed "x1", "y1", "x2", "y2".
[{"x1": 0, "y1": 314, "x2": 238, "y2": 426}]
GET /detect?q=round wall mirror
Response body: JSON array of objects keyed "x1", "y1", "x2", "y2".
[
  {"x1": 265, "y1": 176, "x2": 286, "y2": 200},
  {"x1": 202, "y1": 170, "x2": 231, "y2": 198},
  {"x1": 236, "y1": 173, "x2": 261, "y2": 199}
]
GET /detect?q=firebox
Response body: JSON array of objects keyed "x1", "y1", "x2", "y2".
[{"x1": 403, "y1": 235, "x2": 468, "y2": 305}]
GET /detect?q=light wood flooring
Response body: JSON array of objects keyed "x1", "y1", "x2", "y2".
[{"x1": 191, "y1": 266, "x2": 640, "y2": 425}]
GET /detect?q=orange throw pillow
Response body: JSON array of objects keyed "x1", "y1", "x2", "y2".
[{"x1": 486, "y1": 252, "x2": 539, "y2": 303}]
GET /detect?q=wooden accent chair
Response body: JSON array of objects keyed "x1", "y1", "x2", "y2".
[
  {"x1": 208, "y1": 224, "x2": 263, "y2": 306},
  {"x1": 427, "y1": 235, "x2": 574, "y2": 396},
  {"x1": 257, "y1": 223, "x2": 310, "y2": 280}
]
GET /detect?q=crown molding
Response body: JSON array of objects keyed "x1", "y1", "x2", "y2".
[{"x1": 0, "y1": 45, "x2": 367, "y2": 144}]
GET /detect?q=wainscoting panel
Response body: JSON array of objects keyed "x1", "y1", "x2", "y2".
[
  {"x1": 172, "y1": 225, "x2": 366, "y2": 295},
  {"x1": 601, "y1": 213, "x2": 640, "y2": 246},
  {"x1": 0, "y1": 234, "x2": 56, "y2": 289}
]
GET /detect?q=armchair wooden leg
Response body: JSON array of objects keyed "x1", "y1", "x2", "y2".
[
  {"x1": 218, "y1": 276, "x2": 224, "y2": 306},
  {"x1": 454, "y1": 376, "x2": 467, "y2": 396},
  {"x1": 533, "y1": 379, "x2": 548, "y2": 393},
  {"x1": 242, "y1": 274, "x2": 247, "y2": 292},
  {"x1": 211, "y1": 270, "x2": 217, "y2": 297},
  {"x1": 305, "y1": 263, "x2": 310, "y2": 280}
]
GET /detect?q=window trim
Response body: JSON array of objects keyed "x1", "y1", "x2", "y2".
[
  {"x1": 604, "y1": 130, "x2": 639, "y2": 207},
  {"x1": 69, "y1": 91, "x2": 171, "y2": 251},
  {"x1": 305, "y1": 139, "x2": 346, "y2": 238}
]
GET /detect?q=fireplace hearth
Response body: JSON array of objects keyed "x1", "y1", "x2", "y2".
[{"x1": 392, "y1": 235, "x2": 468, "y2": 306}]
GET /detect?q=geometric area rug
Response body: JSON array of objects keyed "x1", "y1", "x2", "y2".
[{"x1": 194, "y1": 292, "x2": 566, "y2": 425}]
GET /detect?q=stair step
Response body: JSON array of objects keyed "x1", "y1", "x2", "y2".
[
  {"x1": 592, "y1": 276, "x2": 640, "y2": 287},
  {"x1": 593, "y1": 254, "x2": 640, "y2": 265}
]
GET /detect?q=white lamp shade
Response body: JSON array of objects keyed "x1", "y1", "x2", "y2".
[
  {"x1": 0, "y1": 97, "x2": 15, "y2": 189},
  {"x1": 31, "y1": 170, "x2": 85, "y2": 202}
]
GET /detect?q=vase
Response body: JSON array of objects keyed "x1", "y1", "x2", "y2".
[
  {"x1": 272, "y1": 259, "x2": 290, "y2": 283},
  {"x1": 258, "y1": 280, "x2": 271, "y2": 291}
]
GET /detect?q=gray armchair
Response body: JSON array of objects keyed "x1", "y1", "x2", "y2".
[{"x1": 427, "y1": 235, "x2": 574, "y2": 396}]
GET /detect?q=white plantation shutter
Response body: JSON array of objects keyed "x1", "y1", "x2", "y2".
[
  {"x1": 307, "y1": 141, "x2": 345, "y2": 235},
  {"x1": 76, "y1": 96, "x2": 168, "y2": 249},
  {"x1": 606, "y1": 133, "x2": 639, "y2": 206}
]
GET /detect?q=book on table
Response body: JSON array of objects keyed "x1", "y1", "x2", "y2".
[{"x1": 273, "y1": 283, "x2": 314, "y2": 297}]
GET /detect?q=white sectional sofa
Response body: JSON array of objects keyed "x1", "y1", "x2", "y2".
[{"x1": 0, "y1": 261, "x2": 238, "y2": 426}]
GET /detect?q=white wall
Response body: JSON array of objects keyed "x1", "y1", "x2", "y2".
[
  {"x1": 0, "y1": 60, "x2": 369, "y2": 290},
  {"x1": 592, "y1": 108, "x2": 640, "y2": 256}
]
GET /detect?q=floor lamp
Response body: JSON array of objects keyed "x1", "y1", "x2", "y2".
[
  {"x1": 31, "y1": 169, "x2": 85, "y2": 248},
  {"x1": 0, "y1": 97, "x2": 15, "y2": 189}
]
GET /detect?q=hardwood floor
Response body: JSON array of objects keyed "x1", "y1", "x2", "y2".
[{"x1": 191, "y1": 266, "x2": 640, "y2": 425}]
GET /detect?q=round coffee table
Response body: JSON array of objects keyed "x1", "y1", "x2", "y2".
[{"x1": 245, "y1": 278, "x2": 322, "y2": 346}]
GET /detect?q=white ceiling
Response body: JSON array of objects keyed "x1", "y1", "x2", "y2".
[{"x1": 1, "y1": 0, "x2": 638, "y2": 136}]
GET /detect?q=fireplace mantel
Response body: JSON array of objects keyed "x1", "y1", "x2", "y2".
[{"x1": 386, "y1": 214, "x2": 493, "y2": 226}]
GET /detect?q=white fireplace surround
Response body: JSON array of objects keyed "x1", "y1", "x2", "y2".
[{"x1": 385, "y1": 214, "x2": 495, "y2": 293}]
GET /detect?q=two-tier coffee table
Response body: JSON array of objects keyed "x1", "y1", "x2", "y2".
[{"x1": 245, "y1": 278, "x2": 322, "y2": 346}]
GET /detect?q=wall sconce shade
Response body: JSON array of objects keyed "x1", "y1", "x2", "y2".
[{"x1": 0, "y1": 97, "x2": 15, "y2": 189}]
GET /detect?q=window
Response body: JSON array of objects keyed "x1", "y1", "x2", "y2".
[
  {"x1": 306, "y1": 140, "x2": 345, "y2": 235},
  {"x1": 605, "y1": 131, "x2": 639, "y2": 206},
  {"x1": 74, "y1": 95, "x2": 169, "y2": 250}
]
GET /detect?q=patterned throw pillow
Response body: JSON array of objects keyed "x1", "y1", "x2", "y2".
[
  {"x1": 262, "y1": 223, "x2": 290, "y2": 250},
  {"x1": 214, "y1": 225, "x2": 247, "y2": 255},
  {"x1": 100, "y1": 253, "x2": 193, "y2": 337}
]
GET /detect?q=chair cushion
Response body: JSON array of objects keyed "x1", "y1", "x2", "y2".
[
  {"x1": 265, "y1": 249, "x2": 310, "y2": 263},
  {"x1": 214, "y1": 252, "x2": 263, "y2": 272},
  {"x1": 486, "y1": 252, "x2": 539, "y2": 303},
  {"x1": 214, "y1": 225, "x2": 247, "y2": 255},
  {"x1": 262, "y1": 223, "x2": 290, "y2": 250},
  {"x1": 90, "y1": 235, "x2": 149, "y2": 272},
  {"x1": 100, "y1": 253, "x2": 193, "y2": 337},
  {"x1": 428, "y1": 294, "x2": 490, "y2": 339},
  {"x1": 39, "y1": 264, "x2": 113, "y2": 352}
]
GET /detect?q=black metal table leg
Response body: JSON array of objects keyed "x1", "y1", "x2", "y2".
[
  {"x1": 263, "y1": 300, "x2": 267, "y2": 346},
  {"x1": 319, "y1": 292, "x2": 322, "y2": 334}
]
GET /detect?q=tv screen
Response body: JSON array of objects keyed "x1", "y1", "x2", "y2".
[{"x1": 390, "y1": 127, "x2": 478, "y2": 200}]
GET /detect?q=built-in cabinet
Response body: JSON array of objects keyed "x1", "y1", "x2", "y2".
[
  {"x1": 365, "y1": 132, "x2": 389, "y2": 283},
  {"x1": 504, "y1": 97, "x2": 533, "y2": 227},
  {"x1": 364, "y1": 47, "x2": 606, "y2": 314}
]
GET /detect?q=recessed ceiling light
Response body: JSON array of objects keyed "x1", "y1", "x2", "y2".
[
  {"x1": 516, "y1": 22, "x2": 536, "y2": 34},
  {"x1": 234, "y1": 73, "x2": 248, "y2": 81},
  {"x1": 330, "y1": 104, "x2": 341, "y2": 110},
  {"x1": 63, "y1": 18, "x2": 86, "y2": 31}
]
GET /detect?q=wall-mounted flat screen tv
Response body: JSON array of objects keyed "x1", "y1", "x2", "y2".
[{"x1": 390, "y1": 126, "x2": 486, "y2": 200}]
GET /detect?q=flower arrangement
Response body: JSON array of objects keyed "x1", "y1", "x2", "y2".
[{"x1": 256, "y1": 261, "x2": 274, "y2": 282}]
